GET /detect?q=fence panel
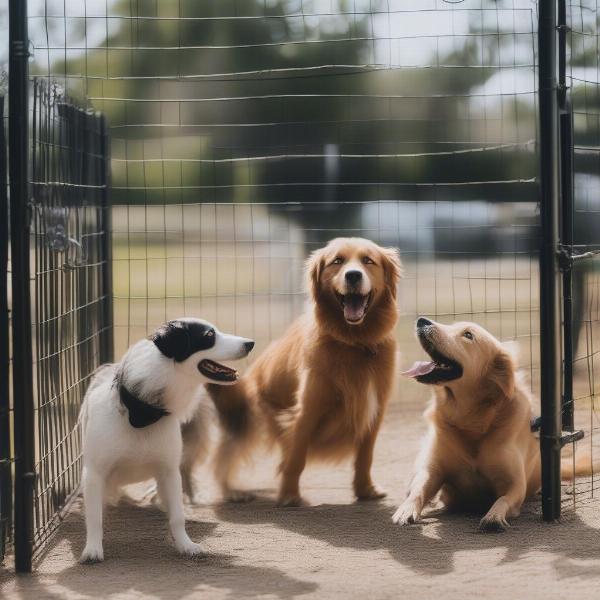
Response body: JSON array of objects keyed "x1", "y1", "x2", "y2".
[
  {"x1": 564, "y1": 0, "x2": 600, "y2": 508},
  {"x1": 23, "y1": 80, "x2": 112, "y2": 563}
]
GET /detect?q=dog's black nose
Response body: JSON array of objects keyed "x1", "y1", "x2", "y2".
[
  {"x1": 345, "y1": 270, "x2": 362, "y2": 286},
  {"x1": 244, "y1": 341, "x2": 255, "y2": 353},
  {"x1": 417, "y1": 317, "x2": 432, "y2": 329}
]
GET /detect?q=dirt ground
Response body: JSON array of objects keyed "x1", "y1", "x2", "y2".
[{"x1": 2, "y1": 399, "x2": 600, "y2": 600}]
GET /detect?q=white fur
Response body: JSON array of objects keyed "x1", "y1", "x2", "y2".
[{"x1": 79, "y1": 319, "x2": 252, "y2": 563}]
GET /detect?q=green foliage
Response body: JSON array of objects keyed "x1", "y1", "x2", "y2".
[{"x1": 34, "y1": 0, "x2": 539, "y2": 226}]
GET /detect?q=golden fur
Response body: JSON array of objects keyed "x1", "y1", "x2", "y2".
[
  {"x1": 394, "y1": 319, "x2": 591, "y2": 531},
  {"x1": 208, "y1": 238, "x2": 402, "y2": 505}
]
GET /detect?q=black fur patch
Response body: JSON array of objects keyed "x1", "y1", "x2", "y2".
[
  {"x1": 119, "y1": 383, "x2": 170, "y2": 428},
  {"x1": 152, "y1": 319, "x2": 216, "y2": 362}
]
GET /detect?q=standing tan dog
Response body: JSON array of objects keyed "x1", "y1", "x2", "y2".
[
  {"x1": 205, "y1": 238, "x2": 401, "y2": 506},
  {"x1": 394, "y1": 318, "x2": 591, "y2": 531}
]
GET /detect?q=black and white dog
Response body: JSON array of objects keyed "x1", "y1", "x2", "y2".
[{"x1": 79, "y1": 318, "x2": 254, "y2": 563}]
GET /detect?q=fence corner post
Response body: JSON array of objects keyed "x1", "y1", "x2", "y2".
[{"x1": 538, "y1": 0, "x2": 563, "y2": 522}]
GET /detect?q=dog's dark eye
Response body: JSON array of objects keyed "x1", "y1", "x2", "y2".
[
  {"x1": 332, "y1": 257, "x2": 344, "y2": 265},
  {"x1": 205, "y1": 329, "x2": 215, "y2": 338},
  {"x1": 362, "y1": 256, "x2": 375, "y2": 265},
  {"x1": 463, "y1": 331, "x2": 474, "y2": 340}
]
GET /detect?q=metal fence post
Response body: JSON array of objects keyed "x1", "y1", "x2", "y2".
[
  {"x1": 9, "y1": 0, "x2": 35, "y2": 571},
  {"x1": 99, "y1": 113, "x2": 113, "y2": 365},
  {"x1": 558, "y1": 0, "x2": 575, "y2": 432},
  {"x1": 0, "y1": 95, "x2": 11, "y2": 563},
  {"x1": 538, "y1": 0, "x2": 563, "y2": 522}
]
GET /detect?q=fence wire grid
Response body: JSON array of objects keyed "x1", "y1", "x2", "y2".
[
  {"x1": 563, "y1": 0, "x2": 600, "y2": 507},
  {"x1": 27, "y1": 0, "x2": 542, "y2": 367},
  {"x1": 2, "y1": 0, "x2": 598, "y2": 564},
  {"x1": 28, "y1": 0, "x2": 540, "y2": 555},
  {"x1": 24, "y1": 80, "x2": 111, "y2": 557}
]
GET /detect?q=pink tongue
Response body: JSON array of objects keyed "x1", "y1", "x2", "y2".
[
  {"x1": 402, "y1": 361, "x2": 437, "y2": 378},
  {"x1": 343, "y1": 296, "x2": 368, "y2": 322}
]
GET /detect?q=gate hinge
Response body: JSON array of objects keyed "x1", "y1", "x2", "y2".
[
  {"x1": 557, "y1": 245, "x2": 600, "y2": 271},
  {"x1": 557, "y1": 246, "x2": 573, "y2": 272}
]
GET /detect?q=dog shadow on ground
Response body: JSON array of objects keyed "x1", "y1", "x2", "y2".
[
  {"x1": 215, "y1": 496, "x2": 600, "y2": 579},
  {"x1": 19, "y1": 500, "x2": 318, "y2": 600}
]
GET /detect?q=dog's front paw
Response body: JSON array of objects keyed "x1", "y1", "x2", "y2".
[
  {"x1": 355, "y1": 485, "x2": 387, "y2": 501},
  {"x1": 187, "y1": 493, "x2": 203, "y2": 506},
  {"x1": 479, "y1": 498, "x2": 511, "y2": 532},
  {"x1": 276, "y1": 494, "x2": 305, "y2": 508},
  {"x1": 176, "y1": 540, "x2": 206, "y2": 558},
  {"x1": 225, "y1": 489, "x2": 256, "y2": 504},
  {"x1": 186, "y1": 490, "x2": 208, "y2": 506},
  {"x1": 80, "y1": 545, "x2": 104, "y2": 564},
  {"x1": 392, "y1": 499, "x2": 421, "y2": 525},
  {"x1": 479, "y1": 513, "x2": 510, "y2": 532}
]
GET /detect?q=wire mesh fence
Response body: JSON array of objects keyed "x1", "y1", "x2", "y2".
[
  {"x1": 563, "y1": 0, "x2": 600, "y2": 508},
  {"x1": 22, "y1": 79, "x2": 111, "y2": 560},
  {"x1": 22, "y1": 0, "x2": 543, "y2": 391},
  {"x1": 31, "y1": 0, "x2": 542, "y2": 541},
  {"x1": 111, "y1": 200, "x2": 541, "y2": 407},
  {"x1": 44, "y1": 0, "x2": 539, "y2": 381}
]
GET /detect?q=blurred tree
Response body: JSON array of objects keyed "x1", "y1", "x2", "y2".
[{"x1": 40, "y1": 0, "x2": 538, "y2": 231}]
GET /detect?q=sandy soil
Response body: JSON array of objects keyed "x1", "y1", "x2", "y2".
[{"x1": 2, "y1": 399, "x2": 600, "y2": 600}]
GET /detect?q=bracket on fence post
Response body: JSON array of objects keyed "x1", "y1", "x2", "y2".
[
  {"x1": 538, "y1": 0, "x2": 563, "y2": 522},
  {"x1": 9, "y1": 0, "x2": 35, "y2": 572}
]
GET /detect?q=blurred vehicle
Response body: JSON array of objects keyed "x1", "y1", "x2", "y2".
[{"x1": 361, "y1": 200, "x2": 539, "y2": 256}]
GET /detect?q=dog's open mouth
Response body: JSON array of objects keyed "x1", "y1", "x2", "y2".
[
  {"x1": 402, "y1": 336, "x2": 463, "y2": 384},
  {"x1": 336, "y1": 291, "x2": 372, "y2": 324},
  {"x1": 198, "y1": 359, "x2": 238, "y2": 383}
]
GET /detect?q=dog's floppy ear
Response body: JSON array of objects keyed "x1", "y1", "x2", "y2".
[
  {"x1": 152, "y1": 320, "x2": 190, "y2": 362},
  {"x1": 381, "y1": 247, "x2": 403, "y2": 298},
  {"x1": 488, "y1": 350, "x2": 515, "y2": 400},
  {"x1": 305, "y1": 248, "x2": 325, "y2": 301}
]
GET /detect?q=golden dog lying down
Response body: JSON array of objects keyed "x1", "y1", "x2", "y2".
[{"x1": 394, "y1": 318, "x2": 590, "y2": 531}]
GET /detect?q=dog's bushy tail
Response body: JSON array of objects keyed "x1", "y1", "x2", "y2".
[
  {"x1": 206, "y1": 381, "x2": 252, "y2": 438},
  {"x1": 206, "y1": 381, "x2": 258, "y2": 496},
  {"x1": 560, "y1": 452, "x2": 597, "y2": 480}
]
